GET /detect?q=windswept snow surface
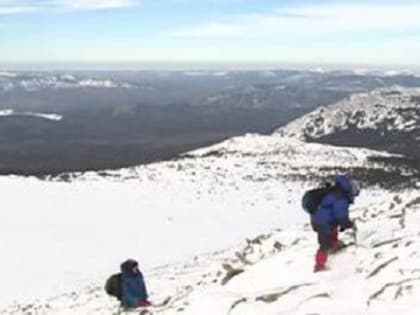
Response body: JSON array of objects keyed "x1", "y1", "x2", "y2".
[
  {"x1": 0, "y1": 134, "x2": 408, "y2": 315},
  {"x1": 1, "y1": 188, "x2": 418, "y2": 315}
]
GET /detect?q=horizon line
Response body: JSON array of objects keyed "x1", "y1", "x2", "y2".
[{"x1": 2, "y1": 61, "x2": 420, "y2": 72}]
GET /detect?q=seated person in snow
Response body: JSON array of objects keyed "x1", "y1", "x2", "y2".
[
  {"x1": 311, "y1": 174, "x2": 359, "y2": 272},
  {"x1": 120, "y1": 259, "x2": 151, "y2": 309}
]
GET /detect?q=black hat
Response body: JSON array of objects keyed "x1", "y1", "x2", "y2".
[{"x1": 120, "y1": 259, "x2": 139, "y2": 273}]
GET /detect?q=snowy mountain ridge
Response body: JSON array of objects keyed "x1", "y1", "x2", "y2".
[
  {"x1": 276, "y1": 87, "x2": 420, "y2": 140},
  {"x1": 60, "y1": 134, "x2": 394, "y2": 183},
  {"x1": 0, "y1": 73, "x2": 133, "y2": 91}
]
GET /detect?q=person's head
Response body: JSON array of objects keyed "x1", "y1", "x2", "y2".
[
  {"x1": 334, "y1": 174, "x2": 360, "y2": 203},
  {"x1": 121, "y1": 259, "x2": 140, "y2": 275}
]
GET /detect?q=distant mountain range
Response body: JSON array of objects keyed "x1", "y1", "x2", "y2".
[{"x1": 1, "y1": 70, "x2": 420, "y2": 175}]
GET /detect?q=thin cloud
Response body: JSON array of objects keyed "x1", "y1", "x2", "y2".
[
  {"x1": 0, "y1": 0, "x2": 35, "y2": 15},
  {"x1": 0, "y1": 0, "x2": 141, "y2": 14},
  {"x1": 52, "y1": 0, "x2": 141, "y2": 10},
  {"x1": 173, "y1": 3, "x2": 420, "y2": 38}
]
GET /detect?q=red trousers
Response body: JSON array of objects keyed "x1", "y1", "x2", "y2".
[{"x1": 314, "y1": 227, "x2": 339, "y2": 269}]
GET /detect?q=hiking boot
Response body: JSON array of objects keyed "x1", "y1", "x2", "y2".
[
  {"x1": 330, "y1": 240, "x2": 346, "y2": 254},
  {"x1": 314, "y1": 264, "x2": 327, "y2": 272},
  {"x1": 314, "y1": 250, "x2": 327, "y2": 272}
]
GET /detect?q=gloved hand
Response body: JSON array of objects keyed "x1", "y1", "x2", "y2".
[{"x1": 339, "y1": 219, "x2": 356, "y2": 232}]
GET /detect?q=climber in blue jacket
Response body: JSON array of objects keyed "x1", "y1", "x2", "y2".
[
  {"x1": 120, "y1": 259, "x2": 151, "y2": 309},
  {"x1": 311, "y1": 175, "x2": 359, "y2": 272}
]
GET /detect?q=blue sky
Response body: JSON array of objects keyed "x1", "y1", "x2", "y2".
[{"x1": 1, "y1": 0, "x2": 420, "y2": 66}]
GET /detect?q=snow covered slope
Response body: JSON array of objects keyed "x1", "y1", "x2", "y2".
[
  {"x1": 2, "y1": 188, "x2": 419, "y2": 315},
  {"x1": 70, "y1": 134, "x2": 392, "y2": 181},
  {"x1": 276, "y1": 88, "x2": 420, "y2": 157}
]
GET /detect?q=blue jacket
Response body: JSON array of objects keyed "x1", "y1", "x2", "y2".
[
  {"x1": 311, "y1": 191, "x2": 351, "y2": 228},
  {"x1": 120, "y1": 261, "x2": 148, "y2": 308}
]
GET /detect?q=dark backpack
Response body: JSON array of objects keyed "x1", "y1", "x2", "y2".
[
  {"x1": 302, "y1": 183, "x2": 332, "y2": 214},
  {"x1": 105, "y1": 273, "x2": 122, "y2": 300}
]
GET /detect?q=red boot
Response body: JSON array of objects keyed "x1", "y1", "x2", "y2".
[{"x1": 314, "y1": 250, "x2": 328, "y2": 272}]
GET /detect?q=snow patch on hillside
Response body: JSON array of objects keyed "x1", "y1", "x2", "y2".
[
  {"x1": 0, "y1": 72, "x2": 17, "y2": 78},
  {"x1": 183, "y1": 71, "x2": 229, "y2": 77},
  {"x1": 0, "y1": 109, "x2": 62, "y2": 121}
]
